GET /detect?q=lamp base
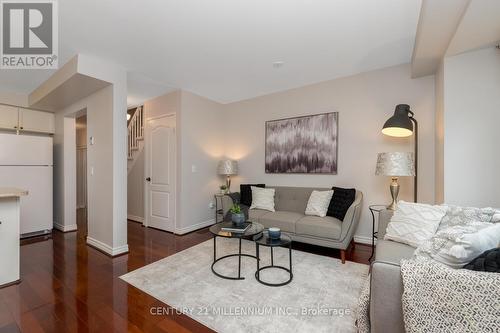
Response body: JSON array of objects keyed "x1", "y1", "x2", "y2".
[
  {"x1": 226, "y1": 176, "x2": 231, "y2": 193},
  {"x1": 387, "y1": 177, "x2": 400, "y2": 210}
]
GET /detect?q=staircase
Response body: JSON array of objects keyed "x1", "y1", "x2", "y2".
[{"x1": 127, "y1": 106, "x2": 144, "y2": 172}]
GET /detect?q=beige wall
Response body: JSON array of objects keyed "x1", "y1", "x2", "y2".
[
  {"x1": 0, "y1": 92, "x2": 29, "y2": 107},
  {"x1": 139, "y1": 90, "x2": 224, "y2": 233},
  {"x1": 442, "y1": 47, "x2": 500, "y2": 208},
  {"x1": 223, "y1": 64, "x2": 436, "y2": 240},
  {"x1": 178, "y1": 91, "x2": 225, "y2": 232}
]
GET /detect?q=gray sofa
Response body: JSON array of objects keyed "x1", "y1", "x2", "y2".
[
  {"x1": 370, "y1": 209, "x2": 415, "y2": 333},
  {"x1": 226, "y1": 186, "x2": 363, "y2": 264}
]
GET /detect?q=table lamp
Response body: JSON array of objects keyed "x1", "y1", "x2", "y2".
[
  {"x1": 375, "y1": 152, "x2": 415, "y2": 210},
  {"x1": 217, "y1": 159, "x2": 238, "y2": 192}
]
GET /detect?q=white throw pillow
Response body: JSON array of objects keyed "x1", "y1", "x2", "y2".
[
  {"x1": 415, "y1": 223, "x2": 500, "y2": 268},
  {"x1": 249, "y1": 186, "x2": 275, "y2": 212},
  {"x1": 305, "y1": 190, "x2": 334, "y2": 217},
  {"x1": 384, "y1": 201, "x2": 448, "y2": 248}
]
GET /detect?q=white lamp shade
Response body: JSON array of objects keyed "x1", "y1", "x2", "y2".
[
  {"x1": 217, "y1": 159, "x2": 238, "y2": 175},
  {"x1": 375, "y1": 152, "x2": 415, "y2": 177}
]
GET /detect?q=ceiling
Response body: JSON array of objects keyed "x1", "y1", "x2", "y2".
[{"x1": 0, "y1": 0, "x2": 422, "y2": 104}]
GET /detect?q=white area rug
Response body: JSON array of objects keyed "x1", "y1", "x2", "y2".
[{"x1": 120, "y1": 238, "x2": 368, "y2": 333}]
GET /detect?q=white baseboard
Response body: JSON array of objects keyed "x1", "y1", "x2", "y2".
[
  {"x1": 127, "y1": 214, "x2": 144, "y2": 223},
  {"x1": 53, "y1": 222, "x2": 77, "y2": 232},
  {"x1": 175, "y1": 218, "x2": 215, "y2": 235},
  {"x1": 86, "y1": 236, "x2": 129, "y2": 256},
  {"x1": 353, "y1": 235, "x2": 376, "y2": 245}
]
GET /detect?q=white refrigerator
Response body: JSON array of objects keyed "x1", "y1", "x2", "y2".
[{"x1": 0, "y1": 133, "x2": 53, "y2": 237}]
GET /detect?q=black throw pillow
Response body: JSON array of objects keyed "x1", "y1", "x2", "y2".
[
  {"x1": 327, "y1": 187, "x2": 356, "y2": 221},
  {"x1": 239, "y1": 184, "x2": 265, "y2": 207},
  {"x1": 463, "y1": 248, "x2": 500, "y2": 273}
]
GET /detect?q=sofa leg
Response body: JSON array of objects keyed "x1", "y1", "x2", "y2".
[{"x1": 340, "y1": 250, "x2": 346, "y2": 264}]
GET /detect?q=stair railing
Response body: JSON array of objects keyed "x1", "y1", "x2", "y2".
[{"x1": 128, "y1": 106, "x2": 144, "y2": 159}]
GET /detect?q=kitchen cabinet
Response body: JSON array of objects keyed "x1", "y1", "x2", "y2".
[
  {"x1": 0, "y1": 105, "x2": 19, "y2": 130},
  {"x1": 0, "y1": 105, "x2": 54, "y2": 134},
  {"x1": 19, "y1": 108, "x2": 55, "y2": 134}
]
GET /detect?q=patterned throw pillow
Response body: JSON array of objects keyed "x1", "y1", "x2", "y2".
[
  {"x1": 305, "y1": 190, "x2": 334, "y2": 217},
  {"x1": 414, "y1": 205, "x2": 500, "y2": 268},
  {"x1": 249, "y1": 186, "x2": 275, "y2": 212},
  {"x1": 384, "y1": 201, "x2": 448, "y2": 248},
  {"x1": 438, "y1": 205, "x2": 500, "y2": 230}
]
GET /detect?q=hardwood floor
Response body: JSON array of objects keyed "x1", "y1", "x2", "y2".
[{"x1": 0, "y1": 210, "x2": 372, "y2": 332}]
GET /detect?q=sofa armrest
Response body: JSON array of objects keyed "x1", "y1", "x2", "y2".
[
  {"x1": 338, "y1": 191, "x2": 363, "y2": 249},
  {"x1": 370, "y1": 260, "x2": 405, "y2": 333}
]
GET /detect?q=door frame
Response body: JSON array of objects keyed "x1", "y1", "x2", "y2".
[{"x1": 143, "y1": 113, "x2": 177, "y2": 231}]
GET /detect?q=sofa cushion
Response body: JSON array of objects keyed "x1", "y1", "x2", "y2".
[
  {"x1": 327, "y1": 187, "x2": 356, "y2": 220},
  {"x1": 258, "y1": 211, "x2": 303, "y2": 233},
  {"x1": 248, "y1": 208, "x2": 269, "y2": 221},
  {"x1": 240, "y1": 184, "x2": 265, "y2": 207},
  {"x1": 296, "y1": 215, "x2": 342, "y2": 240},
  {"x1": 375, "y1": 239, "x2": 415, "y2": 265}
]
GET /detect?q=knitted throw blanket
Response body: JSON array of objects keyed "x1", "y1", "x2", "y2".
[{"x1": 400, "y1": 259, "x2": 500, "y2": 333}]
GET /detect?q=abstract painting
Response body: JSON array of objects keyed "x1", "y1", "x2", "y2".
[{"x1": 265, "y1": 112, "x2": 338, "y2": 174}]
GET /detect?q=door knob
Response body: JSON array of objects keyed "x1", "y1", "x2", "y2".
[{"x1": 146, "y1": 177, "x2": 151, "y2": 182}]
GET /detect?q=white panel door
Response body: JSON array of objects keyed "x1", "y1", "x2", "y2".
[
  {"x1": 19, "y1": 108, "x2": 55, "y2": 134},
  {"x1": 146, "y1": 115, "x2": 176, "y2": 232},
  {"x1": 0, "y1": 105, "x2": 19, "y2": 130}
]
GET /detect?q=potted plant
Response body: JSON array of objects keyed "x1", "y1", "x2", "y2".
[
  {"x1": 219, "y1": 184, "x2": 228, "y2": 194},
  {"x1": 230, "y1": 204, "x2": 245, "y2": 225}
]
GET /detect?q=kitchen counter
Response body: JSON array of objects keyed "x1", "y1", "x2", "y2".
[
  {"x1": 0, "y1": 187, "x2": 27, "y2": 288},
  {"x1": 0, "y1": 187, "x2": 28, "y2": 198}
]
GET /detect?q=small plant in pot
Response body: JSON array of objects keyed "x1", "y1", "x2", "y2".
[
  {"x1": 230, "y1": 204, "x2": 245, "y2": 225},
  {"x1": 219, "y1": 184, "x2": 228, "y2": 194}
]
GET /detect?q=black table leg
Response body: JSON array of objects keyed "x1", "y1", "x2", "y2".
[
  {"x1": 255, "y1": 245, "x2": 293, "y2": 287},
  {"x1": 238, "y1": 238, "x2": 242, "y2": 279},
  {"x1": 256, "y1": 242, "x2": 260, "y2": 280},
  {"x1": 213, "y1": 236, "x2": 217, "y2": 262},
  {"x1": 369, "y1": 208, "x2": 376, "y2": 261}
]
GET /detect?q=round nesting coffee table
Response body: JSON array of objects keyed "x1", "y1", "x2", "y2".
[
  {"x1": 209, "y1": 221, "x2": 264, "y2": 280},
  {"x1": 255, "y1": 231, "x2": 293, "y2": 287}
]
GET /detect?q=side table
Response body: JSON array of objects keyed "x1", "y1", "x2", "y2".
[
  {"x1": 214, "y1": 193, "x2": 227, "y2": 223},
  {"x1": 368, "y1": 205, "x2": 387, "y2": 261},
  {"x1": 255, "y1": 231, "x2": 293, "y2": 287}
]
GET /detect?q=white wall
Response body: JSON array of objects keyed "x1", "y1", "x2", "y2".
[
  {"x1": 434, "y1": 61, "x2": 445, "y2": 203},
  {"x1": 442, "y1": 47, "x2": 500, "y2": 207},
  {"x1": 127, "y1": 150, "x2": 144, "y2": 220},
  {"x1": 52, "y1": 54, "x2": 128, "y2": 255},
  {"x1": 223, "y1": 64, "x2": 436, "y2": 240},
  {"x1": 53, "y1": 114, "x2": 77, "y2": 231}
]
